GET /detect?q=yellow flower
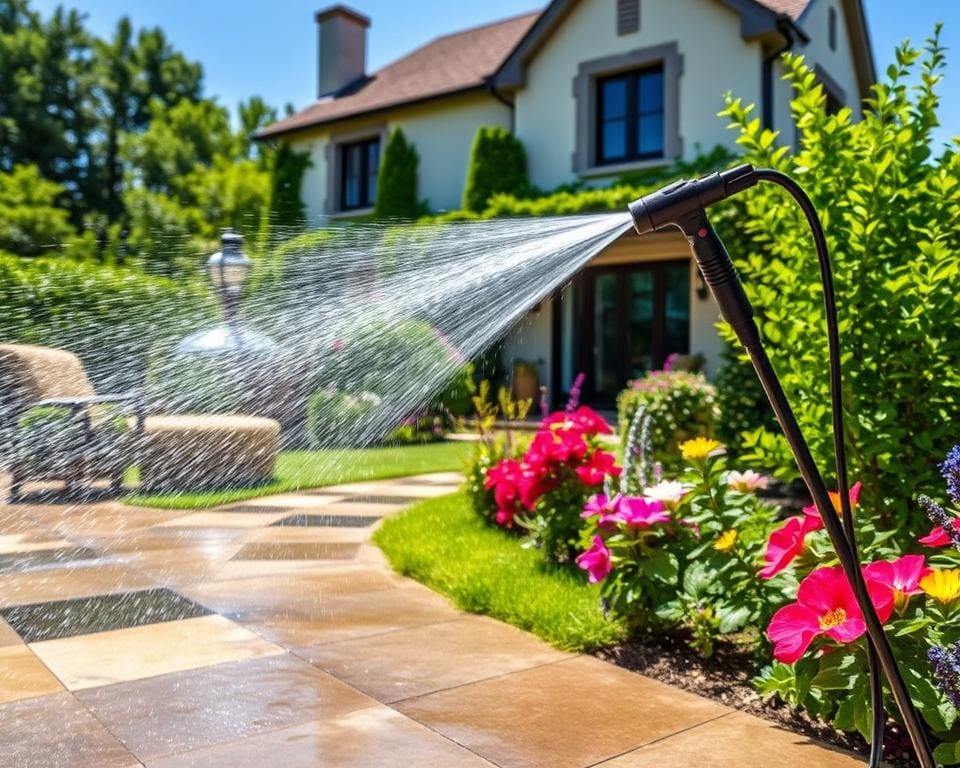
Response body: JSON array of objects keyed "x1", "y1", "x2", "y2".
[
  {"x1": 920, "y1": 569, "x2": 960, "y2": 604},
  {"x1": 679, "y1": 437, "x2": 725, "y2": 461},
  {"x1": 713, "y1": 529, "x2": 738, "y2": 552}
]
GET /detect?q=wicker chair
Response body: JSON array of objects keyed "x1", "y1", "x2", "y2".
[{"x1": 0, "y1": 344, "x2": 144, "y2": 502}]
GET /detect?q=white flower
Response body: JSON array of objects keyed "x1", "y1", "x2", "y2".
[
  {"x1": 643, "y1": 480, "x2": 689, "y2": 508},
  {"x1": 727, "y1": 469, "x2": 769, "y2": 493}
]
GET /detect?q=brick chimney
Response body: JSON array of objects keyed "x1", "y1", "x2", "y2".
[{"x1": 315, "y1": 5, "x2": 370, "y2": 98}]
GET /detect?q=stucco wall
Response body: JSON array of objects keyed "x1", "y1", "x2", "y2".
[
  {"x1": 290, "y1": 92, "x2": 512, "y2": 224},
  {"x1": 513, "y1": 0, "x2": 762, "y2": 190}
]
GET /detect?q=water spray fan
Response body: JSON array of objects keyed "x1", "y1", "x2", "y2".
[{"x1": 627, "y1": 165, "x2": 935, "y2": 768}]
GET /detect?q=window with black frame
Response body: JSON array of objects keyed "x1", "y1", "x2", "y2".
[
  {"x1": 596, "y1": 65, "x2": 664, "y2": 165},
  {"x1": 340, "y1": 137, "x2": 380, "y2": 210}
]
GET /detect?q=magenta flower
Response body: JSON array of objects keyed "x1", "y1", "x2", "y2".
[
  {"x1": 575, "y1": 449, "x2": 621, "y2": 486},
  {"x1": 920, "y1": 519, "x2": 960, "y2": 548},
  {"x1": 619, "y1": 497, "x2": 669, "y2": 529},
  {"x1": 767, "y1": 565, "x2": 894, "y2": 664},
  {"x1": 576, "y1": 535, "x2": 613, "y2": 583},
  {"x1": 581, "y1": 494, "x2": 624, "y2": 527},
  {"x1": 863, "y1": 554, "x2": 930, "y2": 608},
  {"x1": 802, "y1": 480, "x2": 862, "y2": 525},
  {"x1": 759, "y1": 514, "x2": 822, "y2": 579}
]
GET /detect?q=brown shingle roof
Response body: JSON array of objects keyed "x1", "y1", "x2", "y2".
[
  {"x1": 258, "y1": 11, "x2": 540, "y2": 139},
  {"x1": 258, "y1": 1, "x2": 814, "y2": 139}
]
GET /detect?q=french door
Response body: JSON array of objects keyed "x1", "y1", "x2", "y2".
[{"x1": 576, "y1": 260, "x2": 690, "y2": 405}]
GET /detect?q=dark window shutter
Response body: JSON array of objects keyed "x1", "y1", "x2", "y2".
[
  {"x1": 828, "y1": 7, "x2": 837, "y2": 51},
  {"x1": 617, "y1": 0, "x2": 640, "y2": 35}
]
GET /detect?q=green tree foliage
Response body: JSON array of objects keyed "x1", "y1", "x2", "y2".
[
  {"x1": 462, "y1": 126, "x2": 529, "y2": 213},
  {"x1": 0, "y1": 165, "x2": 76, "y2": 257},
  {"x1": 374, "y1": 128, "x2": 420, "y2": 219},
  {"x1": 268, "y1": 143, "x2": 312, "y2": 231},
  {"x1": 715, "y1": 33, "x2": 960, "y2": 527}
]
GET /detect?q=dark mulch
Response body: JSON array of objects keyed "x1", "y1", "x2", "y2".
[{"x1": 599, "y1": 631, "x2": 922, "y2": 767}]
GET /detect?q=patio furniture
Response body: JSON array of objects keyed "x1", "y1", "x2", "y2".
[
  {"x1": 0, "y1": 344, "x2": 144, "y2": 502},
  {"x1": 137, "y1": 414, "x2": 279, "y2": 492}
]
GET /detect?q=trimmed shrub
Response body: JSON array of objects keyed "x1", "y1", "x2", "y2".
[
  {"x1": 267, "y1": 142, "x2": 312, "y2": 230},
  {"x1": 462, "y1": 126, "x2": 529, "y2": 213},
  {"x1": 616, "y1": 370, "x2": 718, "y2": 460},
  {"x1": 0, "y1": 251, "x2": 216, "y2": 393},
  {"x1": 374, "y1": 128, "x2": 420, "y2": 219},
  {"x1": 305, "y1": 389, "x2": 382, "y2": 448}
]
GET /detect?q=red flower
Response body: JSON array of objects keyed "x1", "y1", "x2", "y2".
[
  {"x1": 575, "y1": 449, "x2": 621, "y2": 486},
  {"x1": 767, "y1": 566, "x2": 894, "y2": 664},
  {"x1": 802, "y1": 480, "x2": 862, "y2": 527},
  {"x1": 527, "y1": 428, "x2": 587, "y2": 466},
  {"x1": 919, "y1": 519, "x2": 960, "y2": 547},
  {"x1": 759, "y1": 514, "x2": 822, "y2": 579},
  {"x1": 544, "y1": 406, "x2": 612, "y2": 436},
  {"x1": 576, "y1": 535, "x2": 613, "y2": 583}
]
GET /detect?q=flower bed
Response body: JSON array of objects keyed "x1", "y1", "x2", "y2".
[{"x1": 471, "y1": 396, "x2": 960, "y2": 763}]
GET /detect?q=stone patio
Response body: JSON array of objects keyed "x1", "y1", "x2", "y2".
[{"x1": 0, "y1": 472, "x2": 864, "y2": 767}]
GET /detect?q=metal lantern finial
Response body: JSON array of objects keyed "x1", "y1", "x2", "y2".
[{"x1": 207, "y1": 229, "x2": 251, "y2": 320}]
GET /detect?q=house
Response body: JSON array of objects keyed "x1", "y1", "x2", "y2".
[{"x1": 258, "y1": 0, "x2": 874, "y2": 406}]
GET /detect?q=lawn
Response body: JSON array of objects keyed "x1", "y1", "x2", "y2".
[
  {"x1": 127, "y1": 441, "x2": 474, "y2": 510},
  {"x1": 374, "y1": 491, "x2": 627, "y2": 652}
]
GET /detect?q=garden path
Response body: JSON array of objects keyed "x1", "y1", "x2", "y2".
[{"x1": 0, "y1": 472, "x2": 863, "y2": 767}]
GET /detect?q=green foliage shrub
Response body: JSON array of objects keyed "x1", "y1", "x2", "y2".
[
  {"x1": 462, "y1": 126, "x2": 529, "y2": 213},
  {"x1": 0, "y1": 165, "x2": 76, "y2": 257},
  {"x1": 715, "y1": 37, "x2": 960, "y2": 527},
  {"x1": 0, "y1": 251, "x2": 215, "y2": 392},
  {"x1": 616, "y1": 370, "x2": 718, "y2": 460},
  {"x1": 713, "y1": 345, "x2": 778, "y2": 454},
  {"x1": 267, "y1": 142, "x2": 312, "y2": 230},
  {"x1": 374, "y1": 128, "x2": 420, "y2": 219},
  {"x1": 306, "y1": 389, "x2": 382, "y2": 448}
]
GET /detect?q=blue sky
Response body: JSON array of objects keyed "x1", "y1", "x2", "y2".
[{"x1": 30, "y1": 0, "x2": 959, "y2": 147}]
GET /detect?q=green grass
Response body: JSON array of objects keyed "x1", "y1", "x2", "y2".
[
  {"x1": 126, "y1": 441, "x2": 474, "y2": 510},
  {"x1": 374, "y1": 492, "x2": 627, "y2": 652}
]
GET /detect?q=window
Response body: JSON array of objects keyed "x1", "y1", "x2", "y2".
[
  {"x1": 617, "y1": 0, "x2": 639, "y2": 35},
  {"x1": 828, "y1": 7, "x2": 837, "y2": 51},
  {"x1": 596, "y1": 65, "x2": 664, "y2": 164},
  {"x1": 340, "y1": 137, "x2": 380, "y2": 210}
]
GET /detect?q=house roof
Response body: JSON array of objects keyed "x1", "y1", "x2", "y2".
[
  {"x1": 259, "y1": 0, "x2": 874, "y2": 140},
  {"x1": 257, "y1": 11, "x2": 539, "y2": 140}
]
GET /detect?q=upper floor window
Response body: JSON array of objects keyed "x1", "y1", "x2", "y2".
[
  {"x1": 340, "y1": 137, "x2": 380, "y2": 210},
  {"x1": 596, "y1": 65, "x2": 664, "y2": 165},
  {"x1": 828, "y1": 7, "x2": 837, "y2": 51},
  {"x1": 617, "y1": 0, "x2": 640, "y2": 35}
]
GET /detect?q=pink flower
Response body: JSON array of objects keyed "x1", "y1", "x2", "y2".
[
  {"x1": 759, "y1": 514, "x2": 822, "y2": 579},
  {"x1": 484, "y1": 459, "x2": 524, "y2": 527},
  {"x1": 802, "y1": 481, "x2": 862, "y2": 526},
  {"x1": 576, "y1": 535, "x2": 612, "y2": 583},
  {"x1": 581, "y1": 494, "x2": 624, "y2": 527},
  {"x1": 619, "y1": 497, "x2": 669, "y2": 529},
  {"x1": 727, "y1": 470, "x2": 769, "y2": 493},
  {"x1": 863, "y1": 555, "x2": 930, "y2": 608},
  {"x1": 767, "y1": 566, "x2": 894, "y2": 664},
  {"x1": 575, "y1": 449, "x2": 621, "y2": 486},
  {"x1": 919, "y1": 519, "x2": 960, "y2": 547}
]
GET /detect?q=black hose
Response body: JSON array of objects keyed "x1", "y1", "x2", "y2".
[{"x1": 754, "y1": 168, "x2": 928, "y2": 767}]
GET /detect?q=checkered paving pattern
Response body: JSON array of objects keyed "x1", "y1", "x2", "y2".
[{"x1": 0, "y1": 471, "x2": 863, "y2": 767}]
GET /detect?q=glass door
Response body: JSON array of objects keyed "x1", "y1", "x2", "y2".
[{"x1": 577, "y1": 260, "x2": 690, "y2": 405}]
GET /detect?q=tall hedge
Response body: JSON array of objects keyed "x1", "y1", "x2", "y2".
[
  {"x1": 462, "y1": 126, "x2": 529, "y2": 213},
  {"x1": 268, "y1": 142, "x2": 312, "y2": 230},
  {"x1": 374, "y1": 128, "x2": 419, "y2": 219}
]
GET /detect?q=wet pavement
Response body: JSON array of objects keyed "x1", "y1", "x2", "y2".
[{"x1": 0, "y1": 472, "x2": 863, "y2": 767}]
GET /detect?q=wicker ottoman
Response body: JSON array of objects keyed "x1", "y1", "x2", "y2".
[{"x1": 138, "y1": 415, "x2": 279, "y2": 492}]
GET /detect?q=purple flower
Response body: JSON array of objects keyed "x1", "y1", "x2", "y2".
[
  {"x1": 565, "y1": 372, "x2": 585, "y2": 413},
  {"x1": 918, "y1": 495, "x2": 960, "y2": 551},
  {"x1": 929, "y1": 642, "x2": 960, "y2": 708},
  {"x1": 940, "y1": 445, "x2": 960, "y2": 504}
]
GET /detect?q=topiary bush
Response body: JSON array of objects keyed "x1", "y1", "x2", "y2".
[
  {"x1": 616, "y1": 370, "x2": 718, "y2": 462},
  {"x1": 305, "y1": 388, "x2": 383, "y2": 448},
  {"x1": 462, "y1": 126, "x2": 529, "y2": 213},
  {"x1": 714, "y1": 34, "x2": 960, "y2": 528},
  {"x1": 374, "y1": 128, "x2": 420, "y2": 219}
]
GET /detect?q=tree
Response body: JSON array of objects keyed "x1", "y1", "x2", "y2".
[
  {"x1": 267, "y1": 143, "x2": 312, "y2": 231},
  {"x1": 374, "y1": 128, "x2": 420, "y2": 219},
  {"x1": 462, "y1": 126, "x2": 528, "y2": 213}
]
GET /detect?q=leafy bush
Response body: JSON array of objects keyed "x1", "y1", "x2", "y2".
[
  {"x1": 462, "y1": 126, "x2": 529, "y2": 213},
  {"x1": 616, "y1": 370, "x2": 718, "y2": 461},
  {"x1": 267, "y1": 142, "x2": 312, "y2": 230},
  {"x1": 0, "y1": 165, "x2": 76, "y2": 257},
  {"x1": 714, "y1": 37, "x2": 960, "y2": 529},
  {"x1": 16, "y1": 404, "x2": 130, "y2": 474},
  {"x1": 306, "y1": 389, "x2": 382, "y2": 448},
  {"x1": 374, "y1": 128, "x2": 420, "y2": 219},
  {"x1": 0, "y1": 252, "x2": 215, "y2": 392}
]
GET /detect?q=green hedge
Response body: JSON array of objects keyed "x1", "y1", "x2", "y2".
[
  {"x1": 0, "y1": 251, "x2": 216, "y2": 391},
  {"x1": 462, "y1": 126, "x2": 529, "y2": 213},
  {"x1": 375, "y1": 128, "x2": 420, "y2": 219}
]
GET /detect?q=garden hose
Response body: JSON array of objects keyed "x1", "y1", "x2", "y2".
[{"x1": 628, "y1": 165, "x2": 936, "y2": 768}]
